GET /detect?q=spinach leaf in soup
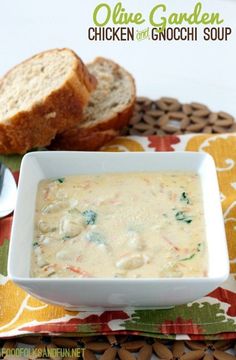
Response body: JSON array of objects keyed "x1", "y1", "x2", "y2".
[
  {"x1": 62, "y1": 235, "x2": 73, "y2": 241},
  {"x1": 56, "y1": 178, "x2": 65, "y2": 184},
  {"x1": 175, "y1": 211, "x2": 192, "y2": 224},
  {"x1": 180, "y1": 192, "x2": 191, "y2": 204},
  {"x1": 180, "y1": 253, "x2": 196, "y2": 261},
  {"x1": 82, "y1": 210, "x2": 97, "y2": 225},
  {"x1": 180, "y1": 242, "x2": 203, "y2": 262}
]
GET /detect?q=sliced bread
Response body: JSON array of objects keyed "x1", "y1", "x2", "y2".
[
  {"x1": 0, "y1": 48, "x2": 97, "y2": 154},
  {"x1": 50, "y1": 57, "x2": 136, "y2": 151}
]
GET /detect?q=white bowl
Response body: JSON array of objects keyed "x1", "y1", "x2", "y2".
[{"x1": 8, "y1": 151, "x2": 229, "y2": 310}]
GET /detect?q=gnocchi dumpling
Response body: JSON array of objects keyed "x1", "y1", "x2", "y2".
[
  {"x1": 38, "y1": 220, "x2": 56, "y2": 233},
  {"x1": 116, "y1": 253, "x2": 148, "y2": 270},
  {"x1": 59, "y1": 214, "x2": 85, "y2": 238},
  {"x1": 42, "y1": 200, "x2": 68, "y2": 214}
]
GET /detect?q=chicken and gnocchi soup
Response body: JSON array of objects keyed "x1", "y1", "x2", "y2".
[{"x1": 31, "y1": 172, "x2": 207, "y2": 278}]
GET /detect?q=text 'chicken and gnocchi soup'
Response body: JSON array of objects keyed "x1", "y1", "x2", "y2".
[{"x1": 31, "y1": 172, "x2": 207, "y2": 278}]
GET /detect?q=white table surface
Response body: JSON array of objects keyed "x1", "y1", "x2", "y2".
[{"x1": 0, "y1": 0, "x2": 235, "y2": 116}]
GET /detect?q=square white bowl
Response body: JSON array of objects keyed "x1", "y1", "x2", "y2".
[{"x1": 8, "y1": 151, "x2": 229, "y2": 310}]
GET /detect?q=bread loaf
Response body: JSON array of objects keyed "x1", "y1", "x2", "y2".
[
  {"x1": 50, "y1": 57, "x2": 135, "y2": 151},
  {"x1": 0, "y1": 48, "x2": 97, "y2": 154}
]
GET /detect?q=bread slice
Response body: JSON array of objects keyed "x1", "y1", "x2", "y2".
[
  {"x1": 0, "y1": 48, "x2": 97, "y2": 154},
  {"x1": 50, "y1": 57, "x2": 136, "y2": 151}
]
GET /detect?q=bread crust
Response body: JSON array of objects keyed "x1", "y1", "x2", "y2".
[
  {"x1": 50, "y1": 103, "x2": 134, "y2": 151},
  {"x1": 51, "y1": 129, "x2": 118, "y2": 151},
  {"x1": 0, "y1": 49, "x2": 97, "y2": 154},
  {"x1": 50, "y1": 57, "x2": 136, "y2": 151}
]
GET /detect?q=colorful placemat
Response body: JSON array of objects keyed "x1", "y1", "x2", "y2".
[{"x1": 1, "y1": 133, "x2": 236, "y2": 340}]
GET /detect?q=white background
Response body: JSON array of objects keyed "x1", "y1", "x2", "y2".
[{"x1": 0, "y1": 0, "x2": 235, "y2": 115}]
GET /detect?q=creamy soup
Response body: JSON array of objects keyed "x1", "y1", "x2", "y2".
[{"x1": 31, "y1": 172, "x2": 207, "y2": 278}]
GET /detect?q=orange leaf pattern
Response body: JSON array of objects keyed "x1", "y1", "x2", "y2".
[{"x1": 1, "y1": 134, "x2": 236, "y2": 340}]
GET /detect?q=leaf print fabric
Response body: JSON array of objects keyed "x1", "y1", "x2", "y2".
[{"x1": 1, "y1": 133, "x2": 236, "y2": 339}]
